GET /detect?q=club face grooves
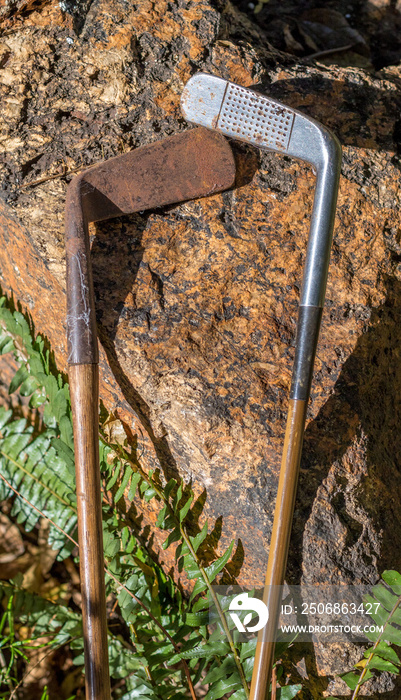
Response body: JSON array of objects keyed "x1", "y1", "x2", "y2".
[
  {"x1": 181, "y1": 72, "x2": 342, "y2": 311},
  {"x1": 216, "y1": 82, "x2": 295, "y2": 151}
]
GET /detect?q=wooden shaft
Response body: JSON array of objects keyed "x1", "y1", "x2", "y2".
[
  {"x1": 69, "y1": 364, "x2": 111, "y2": 700},
  {"x1": 249, "y1": 398, "x2": 308, "y2": 700}
]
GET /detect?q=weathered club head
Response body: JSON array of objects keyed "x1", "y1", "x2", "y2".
[
  {"x1": 180, "y1": 73, "x2": 339, "y2": 171},
  {"x1": 65, "y1": 127, "x2": 236, "y2": 365},
  {"x1": 181, "y1": 73, "x2": 341, "y2": 309}
]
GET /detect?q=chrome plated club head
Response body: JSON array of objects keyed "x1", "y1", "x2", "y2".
[
  {"x1": 181, "y1": 73, "x2": 341, "y2": 311},
  {"x1": 181, "y1": 73, "x2": 337, "y2": 173}
]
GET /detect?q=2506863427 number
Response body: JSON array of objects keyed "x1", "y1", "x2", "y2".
[{"x1": 300, "y1": 602, "x2": 381, "y2": 616}]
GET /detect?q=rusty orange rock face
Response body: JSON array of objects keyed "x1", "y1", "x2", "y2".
[{"x1": 1, "y1": 2, "x2": 401, "y2": 673}]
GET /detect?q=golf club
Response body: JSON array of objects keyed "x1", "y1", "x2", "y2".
[
  {"x1": 181, "y1": 73, "x2": 341, "y2": 700},
  {"x1": 65, "y1": 127, "x2": 236, "y2": 700}
]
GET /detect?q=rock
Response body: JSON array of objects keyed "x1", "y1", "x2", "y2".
[{"x1": 1, "y1": 0, "x2": 401, "y2": 689}]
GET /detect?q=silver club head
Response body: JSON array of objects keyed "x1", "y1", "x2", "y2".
[
  {"x1": 181, "y1": 73, "x2": 338, "y2": 172},
  {"x1": 180, "y1": 72, "x2": 341, "y2": 310}
]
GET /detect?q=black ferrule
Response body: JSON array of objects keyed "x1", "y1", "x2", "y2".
[{"x1": 290, "y1": 305, "x2": 323, "y2": 401}]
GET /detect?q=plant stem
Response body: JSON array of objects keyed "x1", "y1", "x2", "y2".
[
  {"x1": 8, "y1": 637, "x2": 80, "y2": 700},
  {"x1": 183, "y1": 526, "x2": 249, "y2": 697},
  {"x1": 0, "y1": 472, "x2": 78, "y2": 547}
]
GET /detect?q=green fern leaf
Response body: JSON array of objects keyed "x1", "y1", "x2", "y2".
[
  {"x1": 51, "y1": 438, "x2": 75, "y2": 476},
  {"x1": 240, "y1": 638, "x2": 256, "y2": 661},
  {"x1": 8, "y1": 366, "x2": 29, "y2": 394},
  {"x1": 204, "y1": 673, "x2": 242, "y2": 700},
  {"x1": 143, "y1": 486, "x2": 157, "y2": 502},
  {"x1": 381, "y1": 625, "x2": 401, "y2": 645},
  {"x1": 19, "y1": 375, "x2": 40, "y2": 396},
  {"x1": 0, "y1": 407, "x2": 13, "y2": 429},
  {"x1": 164, "y1": 478, "x2": 177, "y2": 501},
  {"x1": 189, "y1": 577, "x2": 208, "y2": 599},
  {"x1": 371, "y1": 582, "x2": 398, "y2": 611},
  {"x1": 0, "y1": 336, "x2": 14, "y2": 354},
  {"x1": 184, "y1": 611, "x2": 209, "y2": 627},
  {"x1": 156, "y1": 505, "x2": 168, "y2": 528},
  {"x1": 179, "y1": 494, "x2": 194, "y2": 522},
  {"x1": 162, "y1": 528, "x2": 181, "y2": 550},
  {"x1": 115, "y1": 466, "x2": 133, "y2": 503},
  {"x1": 363, "y1": 595, "x2": 389, "y2": 626},
  {"x1": 128, "y1": 472, "x2": 142, "y2": 500},
  {"x1": 367, "y1": 657, "x2": 399, "y2": 673},
  {"x1": 341, "y1": 672, "x2": 362, "y2": 690},
  {"x1": 191, "y1": 596, "x2": 209, "y2": 613},
  {"x1": 106, "y1": 465, "x2": 120, "y2": 490},
  {"x1": 204, "y1": 655, "x2": 237, "y2": 684},
  {"x1": 59, "y1": 415, "x2": 74, "y2": 450},
  {"x1": 229, "y1": 690, "x2": 247, "y2": 700},
  {"x1": 189, "y1": 521, "x2": 208, "y2": 553},
  {"x1": 382, "y1": 570, "x2": 401, "y2": 592},
  {"x1": 177, "y1": 640, "x2": 229, "y2": 660},
  {"x1": 203, "y1": 541, "x2": 234, "y2": 583},
  {"x1": 363, "y1": 640, "x2": 400, "y2": 665},
  {"x1": 182, "y1": 554, "x2": 201, "y2": 579}
]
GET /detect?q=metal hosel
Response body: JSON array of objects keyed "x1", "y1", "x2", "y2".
[
  {"x1": 290, "y1": 135, "x2": 341, "y2": 396},
  {"x1": 299, "y1": 135, "x2": 341, "y2": 308}
]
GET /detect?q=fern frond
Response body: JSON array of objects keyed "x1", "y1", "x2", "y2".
[
  {"x1": 102, "y1": 437, "x2": 248, "y2": 696},
  {"x1": 340, "y1": 570, "x2": 401, "y2": 698},
  {"x1": 0, "y1": 579, "x2": 145, "y2": 683},
  {"x1": 0, "y1": 408, "x2": 77, "y2": 559}
]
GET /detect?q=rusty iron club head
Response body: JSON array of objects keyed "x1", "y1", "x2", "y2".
[{"x1": 65, "y1": 127, "x2": 236, "y2": 366}]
